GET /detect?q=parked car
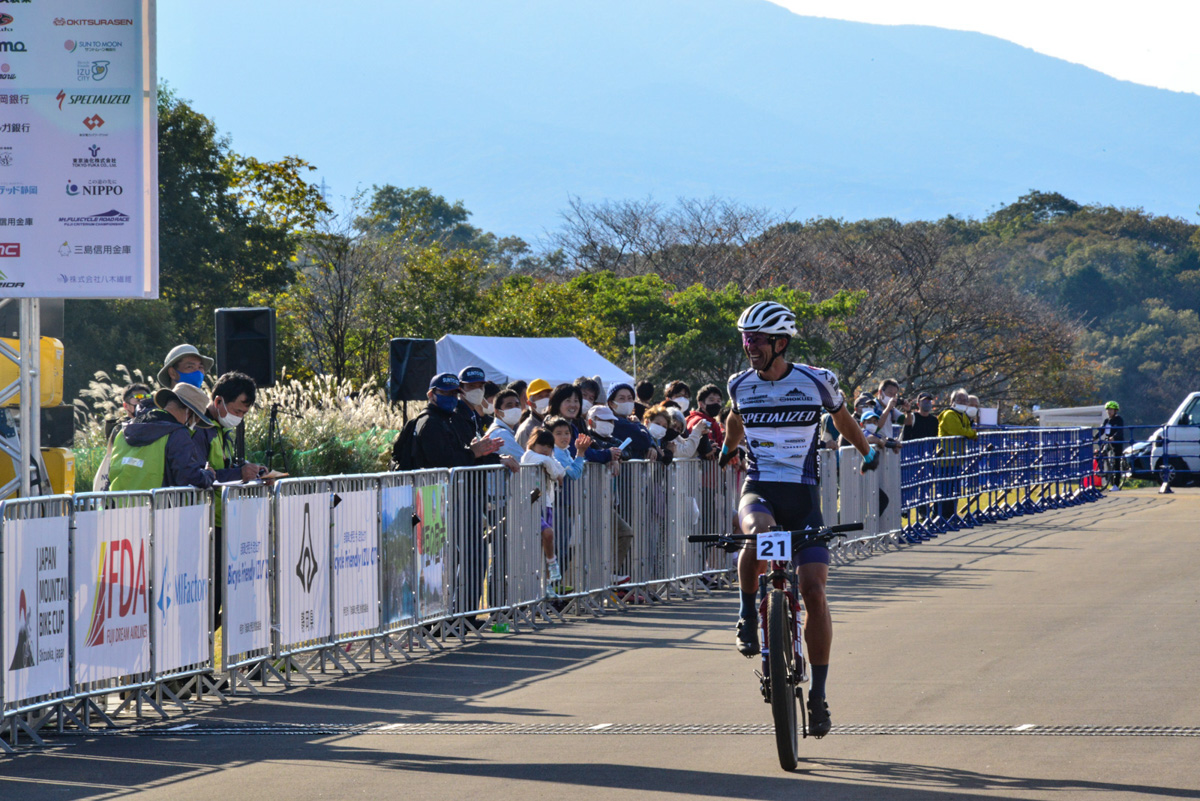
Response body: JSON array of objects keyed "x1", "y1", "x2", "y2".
[{"x1": 1125, "y1": 392, "x2": 1200, "y2": 484}]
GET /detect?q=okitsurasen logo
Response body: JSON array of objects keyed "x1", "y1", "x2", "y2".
[{"x1": 84, "y1": 538, "x2": 148, "y2": 647}]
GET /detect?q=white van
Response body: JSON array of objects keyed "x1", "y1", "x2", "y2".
[{"x1": 1125, "y1": 392, "x2": 1200, "y2": 484}]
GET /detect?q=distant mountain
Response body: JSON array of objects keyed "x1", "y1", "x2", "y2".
[{"x1": 161, "y1": 0, "x2": 1200, "y2": 238}]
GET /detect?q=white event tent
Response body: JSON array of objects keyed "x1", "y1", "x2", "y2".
[{"x1": 435, "y1": 335, "x2": 633, "y2": 390}]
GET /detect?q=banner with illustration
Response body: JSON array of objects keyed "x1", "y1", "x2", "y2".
[
  {"x1": 72, "y1": 505, "x2": 151, "y2": 683},
  {"x1": 152, "y1": 502, "x2": 210, "y2": 674},
  {"x1": 415, "y1": 483, "x2": 449, "y2": 620},
  {"x1": 380, "y1": 485, "x2": 416, "y2": 629},
  {"x1": 276, "y1": 490, "x2": 331, "y2": 647},
  {"x1": 3, "y1": 516, "x2": 70, "y2": 706}
]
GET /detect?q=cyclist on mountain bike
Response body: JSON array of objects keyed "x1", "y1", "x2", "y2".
[{"x1": 720, "y1": 300, "x2": 878, "y2": 737}]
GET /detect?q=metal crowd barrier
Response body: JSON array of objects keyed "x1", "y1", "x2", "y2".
[{"x1": 1, "y1": 428, "x2": 1102, "y2": 749}]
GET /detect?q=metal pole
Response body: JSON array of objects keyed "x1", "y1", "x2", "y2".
[
  {"x1": 18, "y1": 299, "x2": 32, "y2": 497},
  {"x1": 31, "y1": 299, "x2": 40, "y2": 491}
]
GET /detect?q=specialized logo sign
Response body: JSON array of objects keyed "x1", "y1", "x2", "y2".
[
  {"x1": 58, "y1": 209, "x2": 129, "y2": 227},
  {"x1": 57, "y1": 91, "x2": 130, "y2": 109},
  {"x1": 0, "y1": 242, "x2": 18, "y2": 256},
  {"x1": 0, "y1": 40, "x2": 26, "y2": 52},
  {"x1": 66, "y1": 177, "x2": 123, "y2": 196},
  {"x1": 740, "y1": 409, "x2": 820, "y2": 425},
  {"x1": 83, "y1": 539, "x2": 148, "y2": 648},
  {"x1": 77, "y1": 59, "x2": 109, "y2": 81},
  {"x1": 9, "y1": 545, "x2": 68, "y2": 672}
]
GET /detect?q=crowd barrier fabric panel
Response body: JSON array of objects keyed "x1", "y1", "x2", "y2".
[
  {"x1": 413, "y1": 472, "x2": 451, "y2": 622},
  {"x1": 503, "y1": 465, "x2": 545, "y2": 607},
  {"x1": 579, "y1": 463, "x2": 614, "y2": 593},
  {"x1": 273, "y1": 478, "x2": 332, "y2": 653},
  {"x1": 1, "y1": 496, "x2": 72, "y2": 713},
  {"x1": 71, "y1": 493, "x2": 152, "y2": 687},
  {"x1": 222, "y1": 484, "x2": 272, "y2": 668},
  {"x1": 149, "y1": 488, "x2": 212, "y2": 678},
  {"x1": 330, "y1": 477, "x2": 380, "y2": 640},
  {"x1": 379, "y1": 471, "x2": 431, "y2": 631},
  {"x1": 447, "y1": 465, "x2": 505, "y2": 616}
]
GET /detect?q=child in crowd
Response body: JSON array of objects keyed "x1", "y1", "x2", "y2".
[
  {"x1": 520, "y1": 428, "x2": 566, "y2": 582},
  {"x1": 545, "y1": 416, "x2": 590, "y2": 478}
]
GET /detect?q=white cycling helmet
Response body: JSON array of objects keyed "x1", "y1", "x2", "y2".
[{"x1": 737, "y1": 301, "x2": 797, "y2": 337}]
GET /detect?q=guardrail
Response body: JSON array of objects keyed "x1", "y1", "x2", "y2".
[
  {"x1": 1085, "y1": 424, "x2": 1200, "y2": 489},
  {"x1": 0, "y1": 427, "x2": 1096, "y2": 751}
]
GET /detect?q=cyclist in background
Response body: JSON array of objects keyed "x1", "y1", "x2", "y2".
[
  {"x1": 720, "y1": 301, "x2": 878, "y2": 737},
  {"x1": 1096, "y1": 401, "x2": 1126, "y2": 490}
]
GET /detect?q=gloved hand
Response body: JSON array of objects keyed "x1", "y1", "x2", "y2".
[
  {"x1": 718, "y1": 445, "x2": 735, "y2": 468},
  {"x1": 860, "y1": 445, "x2": 880, "y2": 473}
]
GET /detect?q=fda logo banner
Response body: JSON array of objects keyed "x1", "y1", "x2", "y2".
[
  {"x1": 276, "y1": 492, "x2": 330, "y2": 647},
  {"x1": 72, "y1": 506, "x2": 151, "y2": 684},
  {"x1": 3, "y1": 516, "x2": 70, "y2": 706}
]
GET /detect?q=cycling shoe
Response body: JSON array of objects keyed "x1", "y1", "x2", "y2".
[
  {"x1": 734, "y1": 617, "x2": 759, "y2": 658},
  {"x1": 807, "y1": 694, "x2": 831, "y2": 738}
]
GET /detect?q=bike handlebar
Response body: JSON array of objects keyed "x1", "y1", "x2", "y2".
[{"x1": 687, "y1": 522, "x2": 864, "y2": 546}]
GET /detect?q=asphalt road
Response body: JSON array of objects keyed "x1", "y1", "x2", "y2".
[{"x1": 3, "y1": 489, "x2": 1198, "y2": 800}]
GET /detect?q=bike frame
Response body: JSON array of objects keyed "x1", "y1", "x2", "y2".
[{"x1": 758, "y1": 561, "x2": 805, "y2": 699}]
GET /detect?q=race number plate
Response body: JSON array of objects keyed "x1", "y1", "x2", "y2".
[{"x1": 756, "y1": 530, "x2": 791, "y2": 560}]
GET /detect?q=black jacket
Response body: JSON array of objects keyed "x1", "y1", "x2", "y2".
[{"x1": 410, "y1": 402, "x2": 499, "y2": 470}]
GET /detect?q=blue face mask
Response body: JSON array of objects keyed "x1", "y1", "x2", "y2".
[
  {"x1": 176, "y1": 369, "x2": 204, "y2": 388},
  {"x1": 433, "y1": 392, "x2": 458, "y2": 413}
]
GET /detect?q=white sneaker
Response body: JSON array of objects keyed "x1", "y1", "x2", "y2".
[{"x1": 548, "y1": 562, "x2": 562, "y2": 582}]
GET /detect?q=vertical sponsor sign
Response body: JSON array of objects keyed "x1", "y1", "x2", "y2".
[
  {"x1": 415, "y1": 483, "x2": 449, "y2": 619},
  {"x1": 380, "y1": 485, "x2": 416, "y2": 628},
  {"x1": 332, "y1": 489, "x2": 378, "y2": 637},
  {"x1": 152, "y1": 502, "x2": 209, "y2": 674},
  {"x1": 223, "y1": 492, "x2": 270, "y2": 657},
  {"x1": 72, "y1": 505, "x2": 150, "y2": 683},
  {"x1": 0, "y1": 0, "x2": 157, "y2": 297},
  {"x1": 276, "y1": 490, "x2": 330, "y2": 646},
  {"x1": 3, "y1": 515, "x2": 69, "y2": 705}
]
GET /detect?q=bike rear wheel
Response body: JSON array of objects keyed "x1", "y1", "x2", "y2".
[{"x1": 767, "y1": 589, "x2": 799, "y2": 771}]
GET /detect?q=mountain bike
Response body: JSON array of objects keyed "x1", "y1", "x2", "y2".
[{"x1": 689, "y1": 522, "x2": 863, "y2": 771}]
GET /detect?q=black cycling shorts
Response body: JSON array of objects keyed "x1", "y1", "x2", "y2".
[{"x1": 737, "y1": 480, "x2": 829, "y2": 565}]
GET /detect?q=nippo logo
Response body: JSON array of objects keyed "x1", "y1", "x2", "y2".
[
  {"x1": 82, "y1": 113, "x2": 104, "y2": 130},
  {"x1": 0, "y1": 243, "x2": 18, "y2": 257},
  {"x1": 84, "y1": 539, "x2": 148, "y2": 647},
  {"x1": 65, "y1": 179, "x2": 79, "y2": 195}
]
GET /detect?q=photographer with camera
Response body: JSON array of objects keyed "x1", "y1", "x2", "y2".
[{"x1": 873, "y1": 379, "x2": 913, "y2": 440}]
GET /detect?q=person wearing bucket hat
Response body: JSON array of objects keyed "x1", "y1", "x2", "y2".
[
  {"x1": 106, "y1": 383, "x2": 216, "y2": 492},
  {"x1": 157, "y1": 344, "x2": 215, "y2": 389}
]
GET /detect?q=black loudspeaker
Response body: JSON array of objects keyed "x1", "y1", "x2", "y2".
[
  {"x1": 215, "y1": 307, "x2": 276, "y2": 388},
  {"x1": 388, "y1": 338, "x2": 436, "y2": 402},
  {"x1": 0, "y1": 299, "x2": 65, "y2": 339},
  {"x1": 40, "y1": 405, "x2": 75, "y2": 448}
]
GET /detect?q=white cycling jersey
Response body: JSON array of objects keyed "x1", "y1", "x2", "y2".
[{"x1": 728, "y1": 362, "x2": 845, "y2": 484}]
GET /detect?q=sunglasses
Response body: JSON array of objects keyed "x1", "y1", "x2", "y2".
[{"x1": 741, "y1": 333, "x2": 773, "y2": 347}]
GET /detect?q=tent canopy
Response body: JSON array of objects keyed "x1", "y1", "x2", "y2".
[{"x1": 436, "y1": 335, "x2": 633, "y2": 390}]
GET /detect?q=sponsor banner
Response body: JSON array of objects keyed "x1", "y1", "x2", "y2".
[
  {"x1": 415, "y1": 484, "x2": 449, "y2": 620},
  {"x1": 276, "y1": 491, "x2": 330, "y2": 647},
  {"x1": 3, "y1": 515, "x2": 69, "y2": 706},
  {"x1": 0, "y1": 0, "x2": 156, "y2": 298},
  {"x1": 223, "y1": 494, "x2": 271, "y2": 657},
  {"x1": 72, "y1": 506, "x2": 151, "y2": 684},
  {"x1": 380, "y1": 485, "x2": 416, "y2": 628},
  {"x1": 332, "y1": 489, "x2": 378, "y2": 637},
  {"x1": 152, "y1": 503, "x2": 210, "y2": 674}
]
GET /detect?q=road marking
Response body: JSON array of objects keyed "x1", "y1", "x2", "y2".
[
  {"x1": 165, "y1": 724, "x2": 196, "y2": 731},
  {"x1": 375, "y1": 723, "x2": 407, "y2": 731},
  {"x1": 1013, "y1": 723, "x2": 1037, "y2": 731},
  {"x1": 588, "y1": 723, "x2": 613, "y2": 730}
]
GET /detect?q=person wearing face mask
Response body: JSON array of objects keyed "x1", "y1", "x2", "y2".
[
  {"x1": 107, "y1": 383, "x2": 217, "y2": 492},
  {"x1": 548, "y1": 383, "x2": 620, "y2": 465},
  {"x1": 872, "y1": 379, "x2": 913, "y2": 439},
  {"x1": 455, "y1": 366, "x2": 491, "y2": 438},
  {"x1": 966, "y1": 394, "x2": 982, "y2": 425},
  {"x1": 574, "y1": 377, "x2": 601, "y2": 417},
  {"x1": 936, "y1": 388, "x2": 977, "y2": 525},
  {"x1": 607, "y1": 382, "x2": 657, "y2": 460},
  {"x1": 393, "y1": 373, "x2": 505, "y2": 470},
  {"x1": 903, "y1": 391, "x2": 940, "y2": 441},
  {"x1": 485, "y1": 388, "x2": 528, "y2": 461},
  {"x1": 156, "y1": 344, "x2": 214, "y2": 392},
  {"x1": 642, "y1": 405, "x2": 677, "y2": 464},
  {"x1": 515, "y1": 378, "x2": 554, "y2": 451},
  {"x1": 663, "y1": 380, "x2": 693, "y2": 415},
  {"x1": 686, "y1": 384, "x2": 726, "y2": 449}
]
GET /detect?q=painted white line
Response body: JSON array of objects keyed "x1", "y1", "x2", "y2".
[
  {"x1": 376, "y1": 723, "x2": 407, "y2": 731},
  {"x1": 1012, "y1": 723, "x2": 1037, "y2": 731},
  {"x1": 588, "y1": 723, "x2": 613, "y2": 730},
  {"x1": 166, "y1": 724, "x2": 197, "y2": 731}
]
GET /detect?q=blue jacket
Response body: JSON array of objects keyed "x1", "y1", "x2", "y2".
[{"x1": 613, "y1": 417, "x2": 654, "y2": 460}]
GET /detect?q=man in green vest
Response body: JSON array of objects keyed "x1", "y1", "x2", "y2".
[{"x1": 108, "y1": 383, "x2": 217, "y2": 492}]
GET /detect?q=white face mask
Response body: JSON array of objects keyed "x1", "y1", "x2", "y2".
[
  {"x1": 966, "y1": 406, "x2": 978, "y2": 419},
  {"x1": 482, "y1": 400, "x2": 495, "y2": 415},
  {"x1": 672, "y1": 396, "x2": 689, "y2": 413},
  {"x1": 612, "y1": 401, "x2": 634, "y2": 417},
  {"x1": 863, "y1": 423, "x2": 878, "y2": 435},
  {"x1": 647, "y1": 422, "x2": 667, "y2": 440},
  {"x1": 593, "y1": 420, "x2": 614, "y2": 438},
  {"x1": 499, "y1": 407, "x2": 522, "y2": 427},
  {"x1": 581, "y1": 399, "x2": 593, "y2": 414},
  {"x1": 533, "y1": 398, "x2": 550, "y2": 414},
  {"x1": 953, "y1": 403, "x2": 968, "y2": 414},
  {"x1": 463, "y1": 388, "x2": 485, "y2": 407},
  {"x1": 216, "y1": 399, "x2": 242, "y2": 429}
]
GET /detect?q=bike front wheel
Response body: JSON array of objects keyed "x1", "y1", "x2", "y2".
[{"x1": 767, "y1": 589, "x2": 799, "y2": 771}]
